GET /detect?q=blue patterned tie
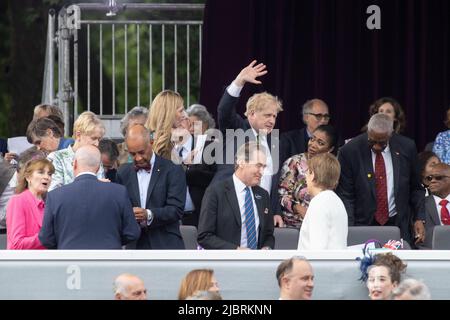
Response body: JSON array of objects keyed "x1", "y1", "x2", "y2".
[{"x1": 244, "y1": 187, "x2": 257, "y2": 249}]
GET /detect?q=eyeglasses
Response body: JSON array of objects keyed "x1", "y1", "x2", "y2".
[
  {"x1": 305, "y1": 113, "x2": 330, "y2": 121},
  {"x1": 425, "y1": 175, "x2": 450, "y2": 182}
]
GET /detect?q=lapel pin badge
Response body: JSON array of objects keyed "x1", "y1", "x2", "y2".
[
  {"x1": 264, "y1": 208, "x2": 269, "y2": 214},
  {"x1": 254, "y1": 194, "x2": 262, "y2": 200},
  {"x1": 367, "y1": 173, "x2": 372, "y2": 179}
]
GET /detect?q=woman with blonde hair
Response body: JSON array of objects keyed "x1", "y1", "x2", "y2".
[
  {"x1": 178, "y1": 269, "x2": 221, "y2": 300},
  {"x1": 145, "y1": 90, "x2": 187, "y2": 160},
  {"x1": 6, "y1": 157, "x2": 54, "y2": 249},
  {"x1": 47, "y1": 111, "x2": 106, "y2": 190}
]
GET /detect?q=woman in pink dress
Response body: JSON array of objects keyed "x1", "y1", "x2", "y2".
[{"x1": 6, "y1": 158, "x2": 54, "y2": 249}]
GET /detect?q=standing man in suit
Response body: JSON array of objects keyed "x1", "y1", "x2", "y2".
[
  {"x1": 212, "y1": 60, "x2": 284, "y2": 226},
  {"x1": 336, "y1": 113, "x2": 425, "y2": 245},
  {"x1": 39, "y1": 145, "x2": 140, "y2": 249},
  {"x1": 420, "y1": 163, "x2": 450, "y2": 248},
  {"x1": 117, "y1": 124, "x2": 186, "y2": 249},
  {"x1": 198, "y1": 142, "x2": 274, "y2": 249}
]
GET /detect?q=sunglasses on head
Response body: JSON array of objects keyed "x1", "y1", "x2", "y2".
[{"x1": 425, "y1": 175, "x2": 449, "y2": 182}]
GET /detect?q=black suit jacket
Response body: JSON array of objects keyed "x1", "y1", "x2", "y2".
[
  {"x1": 117, "y1": 155, "x2": 187, "y2": 249},
  {"x1": 213, "y1": 90, "x2": 281, "y2": 214},
  {"x1": 197, "y1": 177, "x2": 275, "y2": 249},
  {"x1": 39, "y1": 174, "x2": 141, "y2": 249},
  {"x1": 183, "y1": 137, "x2": 217, "y2": 227},
  {"x1": 420, "y1": 195, "x2": 443, "y2": 249},
  {"x1": 279, "y1": 128, "x2": 309, "y2": 166},
  {"x1": 336, "y1": 132, "x2": 425, "y2": 242}
]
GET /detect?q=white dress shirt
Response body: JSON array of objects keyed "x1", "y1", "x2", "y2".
[
  {"x1": 136, "y1": 153, "x2": 156, "y2": 226},
  {"x1": 298, "y1": 190, "x2": 348, "y2": 250},
  {"x1": 433, "y1": 194, "x2": 450, "y2": 225},
  {"x1": 232, "y1": 174, "x2": 260, "y2": 248},
  {"x1": 371, "y1": 144, "x2": 397, "y2": 218},
  {"x1": 251, "y1": 128, "x2": 273, "y2": 195}
]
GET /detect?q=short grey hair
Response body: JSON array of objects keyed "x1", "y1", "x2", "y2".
[
  {"x1": 367, "y1": 113, "x2": 394, "y2": 135},
  {"x1": 302, "y1": 99, "x2": 328, "y2": 116},
  {"x1": 235, "y1": 141, "x2": 267, "y2": 167},
  {"x1": 186, "y1": 104, "x2": 216, "y2": 129},
  {"x1": 391, "y1": 278, "x2": 431, "y2": 300},
  {"x1": 120, "y1": 106, "x2": 149, "y2": 137},
  {"x1": 74, "y1": 145, "x2": 101, "y2": 169}
]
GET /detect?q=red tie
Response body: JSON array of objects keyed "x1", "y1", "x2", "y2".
[
  {"x1": 374, "y1": 152, "x2": 389, "y2": 225},
  {"x1": 439, "y1": 199, "x2": 450, "y2": 225}
]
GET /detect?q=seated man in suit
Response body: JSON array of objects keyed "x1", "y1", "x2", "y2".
[
  {"x1": 336, "y1": 113, "x2": 425, "y2": 245},
  {"x1": 280, "y1": 99, "x2": 330, "y2": 164},
  {"x1": 39, "y1": 145, "x2": 141, "y2": 249},
  {"x1": 198, "y1": 142, "x2": 274, "y2": 249},
  {"x1": 117, "y1": 124, "x2": 186, "y2": 249},
  {"x1": 421, "y1": 163, "x2": 450, "y2": 248}
]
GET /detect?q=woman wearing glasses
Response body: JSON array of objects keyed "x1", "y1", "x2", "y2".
[{"x1": 278, "y1": 124, "x2": 338, "y2": 228}]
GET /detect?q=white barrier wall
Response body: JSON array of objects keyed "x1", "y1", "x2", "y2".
[{"x1": 0, "y1": 250, "x2": 449, "y2": 300}]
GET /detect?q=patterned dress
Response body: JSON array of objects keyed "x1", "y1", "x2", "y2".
[
  {"x1": 278, "y1": 153, "x2": 311, "y2": 229},
  {"x1": 433, "y1": 130, "x2": 450, "y2": 165},
  {"x1": 47, "y1": 145, "x2": 105, "y2": 191}
]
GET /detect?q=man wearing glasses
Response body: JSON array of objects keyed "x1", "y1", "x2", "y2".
[
  {"x1": 420, "y1": 163, "x2": 450, "y2": 248},
  {"x1": 336, "y1": 113, "x2": 425, "y2": 247},
  {"x1": 280, "y1": 99, "x2": 331, "y2": 165}
]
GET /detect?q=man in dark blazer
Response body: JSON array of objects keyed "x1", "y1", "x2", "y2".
[
  {"x1": 198, "y1": 142, "x2": 274, "y2": 249},
  {"x1": 117, "y1": 124, "x2": 186, "y2": 249},
  {"x1": 211, "y1": 60, "x2": 284, "y2": 226},
  {"x1": 336, "y1": 113, "x2": 425, "y2": 245},
  {"x1": 420, "y1": 163, "x2": 450, "y2": 248},
  {"x1": 39, "y1": 145, "x2": 141, "y2": 249}
]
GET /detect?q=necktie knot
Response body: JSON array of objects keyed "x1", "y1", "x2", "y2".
[
  {"x1": 134, "y1": 163, "x2": 151, "y2": 173},
  {"x1": 440, "y1": 199, "x2": 449, "y2": 207}
]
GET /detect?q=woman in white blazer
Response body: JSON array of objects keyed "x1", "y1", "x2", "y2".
[{"x1": 298, "y1": 153, "x2": 348, "y2": 250}]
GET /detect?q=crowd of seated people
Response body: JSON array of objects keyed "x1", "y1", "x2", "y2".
[{"x1": 1, "y1": 59, "x2": 449, "y2": 255}]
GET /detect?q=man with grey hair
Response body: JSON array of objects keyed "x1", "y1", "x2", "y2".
[
  {"x1": 117, "y1": 106, "x2": 149, "y2": 165},
  {"x1": 276, "y1": 256, "x2": 314, "y2": 300},
  {"x1": 280, "y1": 99, "x2": 330, "y2": 163},
  {"x1": 39, "y1": 145, "x2": 140, "y2": 249},
  {"x1": 392, "y1": 278, "x2": 431, "y2": 300},
  {"x1": 198, "y1": 141, "x2": 274, "y2": 249},
  {"x1": 113, "y1": 273, "x2": 148, "y2": 300},
  {"x1": 186, "y1": 104, "x2": 216, "y2": 135},
  {"x1": 337, "y1": 113, "x2": 425, "y2": 245}
]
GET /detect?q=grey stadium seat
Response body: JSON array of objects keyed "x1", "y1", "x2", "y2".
[
  {"x1": 274, "y1": 227, "x2": 299, "y2": 250},
  {"x1": 347, "y1": 226, "x2": 411, "y2": 249},
  {"x1": 180, "y1": 225, "x2": 198, "y2": 250},
  {"x1": 432, "y1": 226, "x2": 450, "y2": 250}
]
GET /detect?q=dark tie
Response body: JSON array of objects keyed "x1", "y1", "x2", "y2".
[
  {"x1": 134, "y1": 163, "x2": 151, "y2": 173},
  {"x1": 244, "y1": 187, "x2": 257, "y2": 249},
  {"x1": 374, "y1": 152, "x2": 389, "y2": 225},
  {"x1": 439, "y1": 199, "x2": 450, "y2": 225},
  {"x1": 256, "y1": 134, "x2": 260, "y2": 145},
  {"x1": 178, "y1": 146, "x2": 184, "y2": 159}
]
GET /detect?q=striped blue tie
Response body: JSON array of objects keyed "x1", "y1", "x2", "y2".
[{"x1": 244, "y1": 187, "x2": 257, "y2": 249}]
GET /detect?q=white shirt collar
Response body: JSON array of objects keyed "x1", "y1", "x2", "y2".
[{"x1": 233, "y1": 174, "x2": 248, "y2": 193}]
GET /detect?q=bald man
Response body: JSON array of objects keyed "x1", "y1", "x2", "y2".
[
  {"x1": 117, "y1": 124, "x2": 186, "y2": 249},
  {"x1": 420, "y1": 163, "x2": 450, "y2": 248},
  {"x1": 39, "y1": 145, "x2": 140, "y2": 249},
  {"x1": 114, "y1": 273, "x2": 148, "y2": 300}
]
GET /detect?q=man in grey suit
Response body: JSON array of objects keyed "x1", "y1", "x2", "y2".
[
  {"x1": 39, "y1": 145, "x2": 141, "y2": 249},
  {"x1": 198, "y1": 142, "x2": 274, "y2": 249},
  {"x1": 117, "y1": 124, "x2": 186, "y2": 249},
  {"x1": 421, "y1": 163, "x2": 450, "y2": 248}
]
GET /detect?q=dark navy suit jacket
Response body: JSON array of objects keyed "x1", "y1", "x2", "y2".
[
  {"x1": 117, "y1": 155, "x2": 186, "y2": 249},
  {"x1": 39, "y1": 174, "x2": 141, "y2": 249}
]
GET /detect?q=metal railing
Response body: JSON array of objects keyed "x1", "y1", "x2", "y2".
[{"x1": 42, "y1": 2, "x2": 204, "y2": 136}]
